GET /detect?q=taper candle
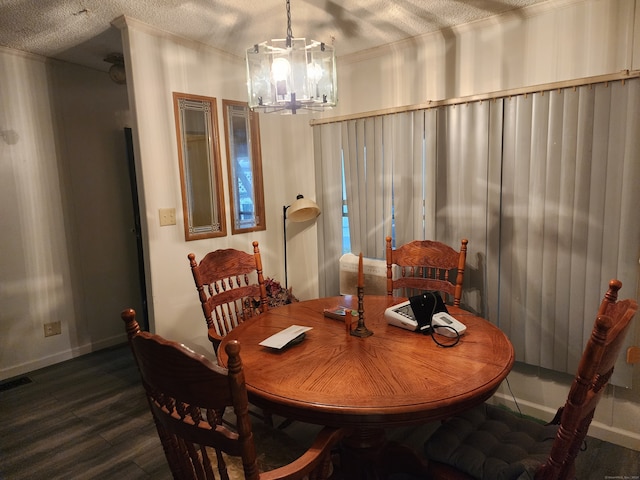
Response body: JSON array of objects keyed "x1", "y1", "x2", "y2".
[{"x1": 358, "y1": 252, "x2": 364, "y2": 288}]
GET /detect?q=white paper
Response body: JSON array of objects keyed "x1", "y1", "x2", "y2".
[{"x1": 259, "y1": 325, "x2": 312, "y2": 349}]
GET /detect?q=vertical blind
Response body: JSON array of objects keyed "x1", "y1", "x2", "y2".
[
  {"x1": 313, "y1": 77, "x2": 639, "y2": 386},
  {"x1": 496, "y1": 81, "x2": 640, "y2": 385}
]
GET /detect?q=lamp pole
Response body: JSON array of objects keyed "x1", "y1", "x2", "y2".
[{"x1": 283, "y1": 204, "x2": 290, "y2": 289}]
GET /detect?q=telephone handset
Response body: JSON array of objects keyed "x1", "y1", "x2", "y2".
[{"x1": 384, "y1": 291, "x2": 466, "y2": 338}]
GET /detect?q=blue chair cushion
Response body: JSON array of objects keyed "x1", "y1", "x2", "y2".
[{"x1": 424, "y1": 403, "x2": 559, "y2": 480}]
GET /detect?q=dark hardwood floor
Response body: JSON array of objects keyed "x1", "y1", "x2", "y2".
[
  {"x1": 0, "y1": 344, "x2": 171, "y2": 479},
  {"x1": 1, "y1": 344, "x2": 638, "y2": 479}
]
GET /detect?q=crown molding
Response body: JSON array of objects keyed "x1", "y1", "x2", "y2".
[{"x1": 111, "y1": 15, "x2": 242, "y2": 63}]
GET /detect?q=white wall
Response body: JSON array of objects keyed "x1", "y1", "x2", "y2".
[
  {"x1": 118, "y1": 18, "x2": 321, "y2": 357},
  {"x1": 328, "y1": 0, "x2": 636, "y2": 116},
  {"x1": 50, "y1": 59, "x2": 142, "y2": 347},
  {"x1": 0, "y1": 47, "x2": 139, "y2": 379},
  {"x1": 0, "y1": 49, "x2": 73, "y2": 377}
]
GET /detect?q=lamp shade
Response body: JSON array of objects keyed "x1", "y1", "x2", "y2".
[{"x1": 287, "y1": 195, "x2": 320, "y2": 222}]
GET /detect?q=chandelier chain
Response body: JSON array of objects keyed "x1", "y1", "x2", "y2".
[{"x1": 286, "y1": 0, "x2": 293, "y2": 40}]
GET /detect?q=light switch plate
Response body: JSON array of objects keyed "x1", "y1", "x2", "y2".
[{"x1": 159, "y1": 208, "x2": 176, "y2": 226}]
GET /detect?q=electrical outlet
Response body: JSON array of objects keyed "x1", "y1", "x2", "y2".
[
  {"x1": 159, "y1": 208, "x2": 176, "y2": 226},
  {"x1": 44, "y1": 321, "x2": 62, "y2": 337}
]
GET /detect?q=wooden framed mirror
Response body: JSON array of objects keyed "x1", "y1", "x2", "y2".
[
  {"x1": 222, "y1": 99, "x2": 266, "y2": 234},
  {"x1": 173, "y1": 92, "x2": 226, "y2": 240}
]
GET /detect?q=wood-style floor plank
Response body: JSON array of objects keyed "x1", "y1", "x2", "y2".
[
  {"x1": 0, "y1": 345, "x2": 170, "y2": 479},
  {"x1": 1, "y1": 343, "x2": 638, "y2": 479}
]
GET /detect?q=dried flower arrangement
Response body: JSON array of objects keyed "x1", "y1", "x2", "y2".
[{"x1": 264, "y1": 277, "x2": 298, "y2": 308}]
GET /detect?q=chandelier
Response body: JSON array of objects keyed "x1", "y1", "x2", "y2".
[{"x1": 245, "y1": 0, "x2": 337, "y2": 114}]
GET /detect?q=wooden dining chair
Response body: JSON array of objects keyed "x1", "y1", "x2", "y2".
[
  {"x1": 188, "y1": 241, "x2": 268, "y2": 352},
  {"x1": 386, "y1": 236, "x2": 468, "y2": 306},
  {"x1": 121, "y1": 308, "x2": 344, "y2": 480},
  {"x1": 423, "y1": 279, "x2": 638, "y2": 480}
]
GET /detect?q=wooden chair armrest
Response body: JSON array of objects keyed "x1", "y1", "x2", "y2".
[
  {"x1": 207, "y1": 328, "x2": 223, "y2": 352},
  {"x1": 259, "y1": 427, "x2": 345, "y2": 480}
]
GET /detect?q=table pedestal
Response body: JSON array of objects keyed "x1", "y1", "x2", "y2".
[{"x1": 337, "y1": 427, "x2": 429, "y2": 479}]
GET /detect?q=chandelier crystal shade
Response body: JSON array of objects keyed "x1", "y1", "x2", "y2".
[{"x1": 246, "y1": 0, "x2": 337, "y2": 114}]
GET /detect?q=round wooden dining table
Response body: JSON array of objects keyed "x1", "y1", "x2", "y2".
[{"x1": 218, "y1": 295, "x2": 514, "y2": 478}]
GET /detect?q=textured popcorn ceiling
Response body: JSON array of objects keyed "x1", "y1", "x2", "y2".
[{"x1": 0, "y1": 0, "x2": 548, "y2": 71}]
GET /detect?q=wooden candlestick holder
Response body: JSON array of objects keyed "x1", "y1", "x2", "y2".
[{"x1": 350, "y1": 286, "x2": 373, "y2": 338}]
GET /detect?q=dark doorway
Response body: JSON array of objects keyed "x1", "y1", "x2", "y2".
[{"x1": 124, "y1": 127, "x2": 149, "y2": 330}]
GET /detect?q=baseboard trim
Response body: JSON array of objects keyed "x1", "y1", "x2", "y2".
[
  {"x1": 491, "y1": 392, "x2": 640, "y2": 452},
  {"x1": 0, "y1": 334, "x2": 127, "y2": 381}
]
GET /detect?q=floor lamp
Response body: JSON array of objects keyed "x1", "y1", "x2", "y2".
[{"x1": 283, "y1": 194, "x2": 321, "y2": 289}]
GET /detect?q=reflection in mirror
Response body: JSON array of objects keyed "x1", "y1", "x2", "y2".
[
  {"x1": 223, "y1": 100, "x2": 266, "y2": 234},
  {"x1": 173, "y1": 93, "x2": 226, "y2": 240}
]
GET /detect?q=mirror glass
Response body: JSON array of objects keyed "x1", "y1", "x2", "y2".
[
  {"x1": 173, "y1": 93, "x2": 226, "y2": 240},
  {"x1": 223, "y1": 100, "x2": 266, "y2": 234}
]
